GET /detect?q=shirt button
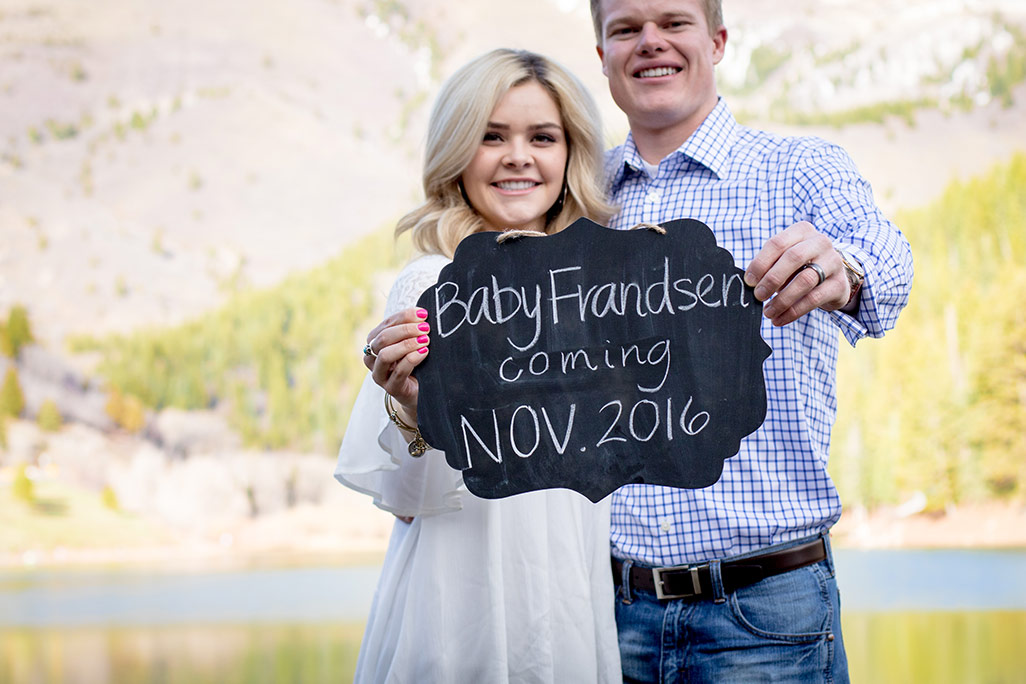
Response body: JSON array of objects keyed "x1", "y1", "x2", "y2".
[
  {"x1": 660, "y1": 519, "x2": 672, "y2": 532},
  {"x1": 645, "y1": 190, "x2": 661, "y2": 203}
]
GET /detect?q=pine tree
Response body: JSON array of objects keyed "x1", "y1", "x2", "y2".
[
  {"x1": 5, "y1": 305, "x2": 33, "y2": 357},
  {"x1": 37, "y1": 399, "x2": 63, "y2": 432},
  {"x1": 0, "y1": 323, "x2": 12, "y2": 358},
  {"x1": 0, "y1": 367, "x2": 26, "y2": 418}
]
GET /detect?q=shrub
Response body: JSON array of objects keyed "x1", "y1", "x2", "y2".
[
  {"x1": 0, "y1": 367, "x2": 25, "y2": 418},
  {"x1": 37, "y1": 399, "x2": 63, "y2": 432},
  {"x1": 45, "y1": 119, "x2": 78, "y2": 140},
  {"x1": 105, "y1": 388, "x2": 146, "y2": 432},
  {"x1": 12, "y1": 463, "x2": 34, "y2": 503},
  {"x1": 72, "y1": 222, "x2": 406, "y2": 450},
  {"x1": 101, "y1": 485, "x2": 119, "y2": 511}
]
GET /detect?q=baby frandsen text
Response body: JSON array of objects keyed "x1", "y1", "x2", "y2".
[
  {"x1": 433, "y1": 258, "x2": 751, "y2": 389},
  {"x1": 434, "y1": 258, "x2": 751, "y2": 350}
]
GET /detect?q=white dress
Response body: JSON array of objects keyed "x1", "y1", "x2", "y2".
[{"x1": 335, "y1": 255, "x2": 622, "y2": 684}]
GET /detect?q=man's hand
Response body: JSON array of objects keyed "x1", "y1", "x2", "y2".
[{"x1": 744, "y1": 222, "x2": 851, "y2": 327}]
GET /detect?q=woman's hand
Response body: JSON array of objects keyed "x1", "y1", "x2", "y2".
[{"x1": 364, "y1": 307, "x2": 431, "y2": 418}]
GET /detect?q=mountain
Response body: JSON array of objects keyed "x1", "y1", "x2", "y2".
[{"x1": 1, "y1": 0, "x2": 1024, "y2": 347}]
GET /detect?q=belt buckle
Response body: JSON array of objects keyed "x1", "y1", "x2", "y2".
[{"x1": 652, "y1": 564, "x2": 703, "y2": 600}]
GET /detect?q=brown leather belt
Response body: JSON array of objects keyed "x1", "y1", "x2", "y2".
[{"x1": 612, "y1": 537, "x2": 827, "y2": 601}]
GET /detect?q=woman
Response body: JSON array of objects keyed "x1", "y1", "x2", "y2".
[{"x1": 335, "y1": 49, "x2": 620, "y2": 682}]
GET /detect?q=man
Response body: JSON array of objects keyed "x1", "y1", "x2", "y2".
[{"x1": 592, "y1": 0, "x2": 913, "y2": 681}]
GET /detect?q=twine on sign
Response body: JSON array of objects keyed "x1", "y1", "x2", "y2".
[
  {"x1": 629, "y1": 222, "x2": 666, "y2": 234},
  {"x1": 496, "y1": 229, "x2": 547, "y2": 244}
]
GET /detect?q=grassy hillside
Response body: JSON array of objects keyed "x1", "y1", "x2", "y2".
[{"x1": 71, "y1": 225, "x2": 408, "y2": 452}]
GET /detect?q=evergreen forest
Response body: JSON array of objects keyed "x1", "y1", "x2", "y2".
[{"x1": 832, "y1": 153, "x2": 1026, "y2": 509}]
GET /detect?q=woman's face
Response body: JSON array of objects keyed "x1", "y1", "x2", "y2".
[{"x1": 461, "y1": 81, "x2": 569, "y2": 233}]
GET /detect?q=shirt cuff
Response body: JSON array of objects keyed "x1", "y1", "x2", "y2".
[{"x1": 830, "y1": 242, "x2": 873, "y2": 346}]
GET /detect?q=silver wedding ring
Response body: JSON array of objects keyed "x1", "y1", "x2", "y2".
[
  {"x1": 363, "y1": 343, "x2": 377, "y2": 359},
  {"x1": 799, "y1": 262, "x2": 827, "y2": 287}
]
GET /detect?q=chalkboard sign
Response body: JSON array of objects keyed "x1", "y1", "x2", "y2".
[{"x1": 414, "y1": 218, "x2": 771, "y2": 502}]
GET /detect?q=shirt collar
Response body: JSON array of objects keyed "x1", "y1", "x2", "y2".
[
  {"x1": 611, "y1": 98, "x2": 738, "y2": 184},
  {"x1": 676, "y1": 98, "x2": 737, "y2": 180}
]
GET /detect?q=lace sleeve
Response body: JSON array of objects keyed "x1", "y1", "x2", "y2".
[
  {"x1": 333, "y1": 253, "x2": 466, "y2": 517},
  {"x1": 384, "y1": 254, "x2": 450, "y2": 316}
]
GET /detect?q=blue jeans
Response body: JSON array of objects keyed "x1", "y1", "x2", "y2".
[{"x1": 615, "y1": 534, "x2": 849, "y2": 683}]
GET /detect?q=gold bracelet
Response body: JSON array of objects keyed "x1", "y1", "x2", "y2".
[{"x1": 384, "y1": 393, "x2": 431, "y2": 457}]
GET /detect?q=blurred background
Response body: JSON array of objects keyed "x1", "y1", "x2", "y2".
[{"x1": 1, "y1": 0, "x2": 1024, "y2": 681}]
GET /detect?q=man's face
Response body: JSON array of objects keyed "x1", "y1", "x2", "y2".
[{"x1": 596, "y1": 0, "x2": 726, "y2": 142}]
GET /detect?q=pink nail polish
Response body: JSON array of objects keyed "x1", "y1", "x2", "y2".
[
  {"x1": 416, "y1": 309, "x2": 428, "y2": 319},
  {"x1": 417, "y1": 335, "x2": 428, "y2": 344},
  {"x1": 418, "y1": 322, "x2": 430, "y2": 332},
  {"x1": 418, "y1": 347, "x2": 428, "y2": 354}
]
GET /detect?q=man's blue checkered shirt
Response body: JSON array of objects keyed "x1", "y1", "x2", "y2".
[{"x1": 606, "y1": 99, "x2": 913, "y2": 565}]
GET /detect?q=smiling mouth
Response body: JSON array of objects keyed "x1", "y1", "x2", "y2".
[
  {"x1": 494, "y1": 180, "x2": 539, "y2": 191},
  {"x1": 635, "y1": 66, "x2": 682, "y2": 79}
]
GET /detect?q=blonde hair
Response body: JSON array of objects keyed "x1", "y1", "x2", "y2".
[
  {"x1": 589, "y1": 0, "x2": 723, "y2": 43},
  {"x1": 396, "y1": 49, "x2": 613, "y2": 258}
]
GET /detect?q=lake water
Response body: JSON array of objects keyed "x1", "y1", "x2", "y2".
[{"x1": 2, "y1": 549, "x2": 1025, "y2": 683}]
